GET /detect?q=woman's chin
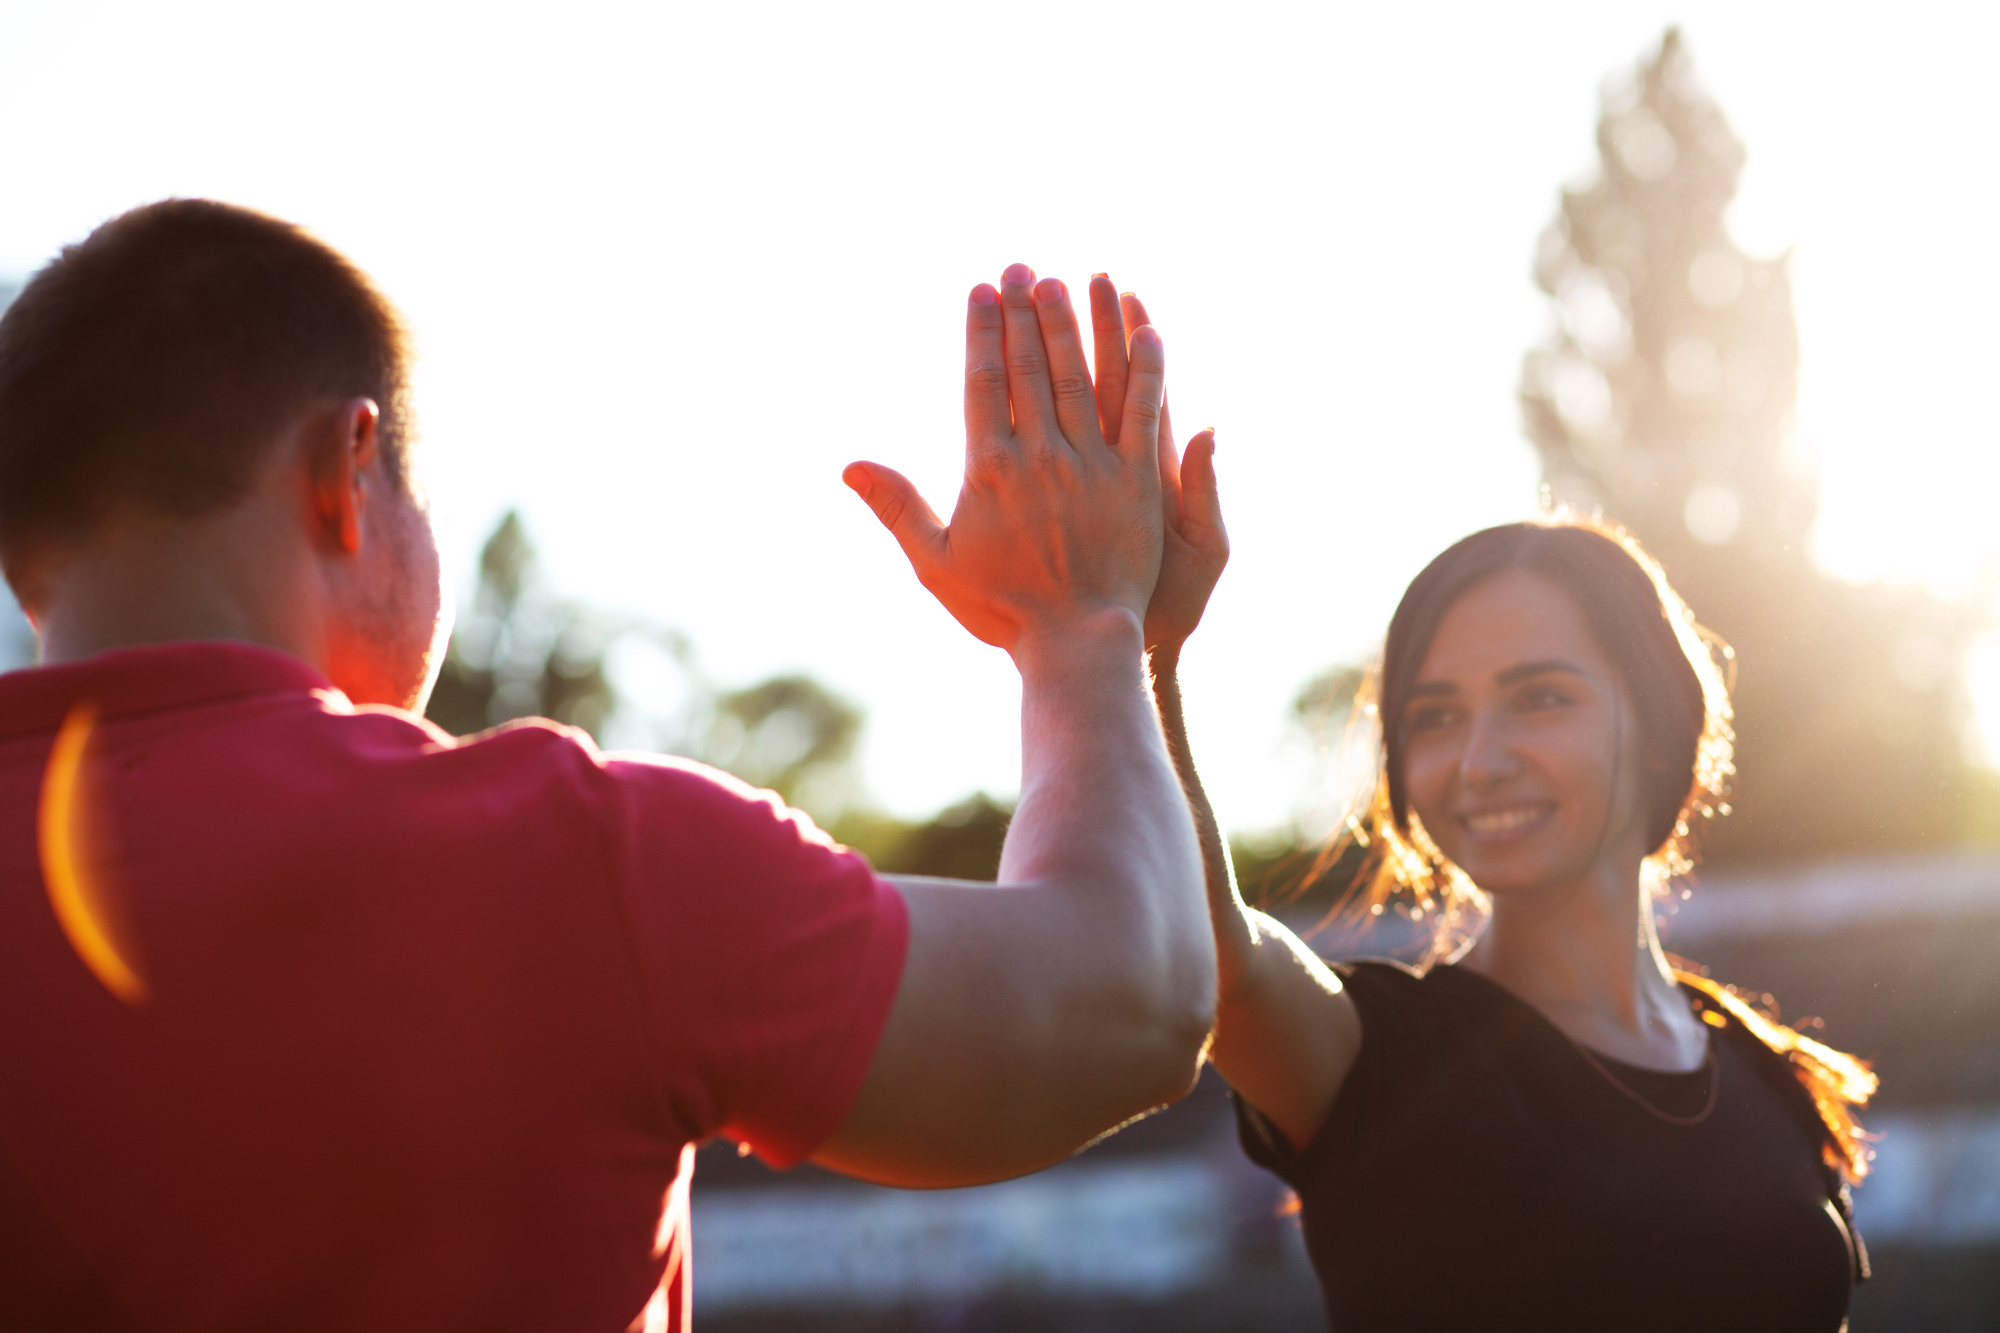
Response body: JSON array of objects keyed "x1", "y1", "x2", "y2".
[{"x1": 1448, "y1": 847, "x2": 1566, "y2": 900}]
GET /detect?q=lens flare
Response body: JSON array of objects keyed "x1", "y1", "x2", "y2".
[{"x1": 38, "y1": 703, "x2": 149, "y2": 1006}]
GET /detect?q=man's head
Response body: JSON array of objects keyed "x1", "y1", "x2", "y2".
[{"x1": 0, "y1": 200, "x2": 447, "y2": 708}]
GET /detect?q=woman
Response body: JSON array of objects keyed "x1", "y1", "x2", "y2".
[{"x1": 1139, "y1": 434, "x2": 1874, "y2": 1330}]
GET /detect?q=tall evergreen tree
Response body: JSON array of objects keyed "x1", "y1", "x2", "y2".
[
  {"x1": 1521, "y1": 29, "x2": 1981, "y2": 864},
  {"x1": 1523, "y1": 28, "x2": 1812, "y2": 560}
]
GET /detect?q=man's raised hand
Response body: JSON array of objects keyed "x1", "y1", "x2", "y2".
[
  {"x1": 821, "y1": 266, "x2": 1213, "y2": 1187},
  {"x1": 843, "y1": 264, "x2": 1167, "y2": 655}
]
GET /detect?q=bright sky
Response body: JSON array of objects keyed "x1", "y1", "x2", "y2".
[{"x1": 4, "y1": 2, "x2": 1997, "y2": 831}]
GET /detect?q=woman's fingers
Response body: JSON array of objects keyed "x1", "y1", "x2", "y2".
[
  {"x1": 1116, "y1": 290, "x2": 1186, "y2": 519},
  {"x1": 1118, "y1": 291, "x2": 1153, "y2": 344},
  {"x1": 1119, "y1": 291, "x2": 1176, "y2": 467},
  {"x1": 1156, "y1": 394, "x2": 1183, "y2": 522},
  {"x1": 1031, "y1": 278, "x2": 1099, "y2": 450},
  {"x1": 1115, "y1": 325, "x2": 1167, "y2": 488},
  {"x1": 1180, "y1": 431, "x2": 1226, "y2": 550},
  {"x1": 1089, "y1": 275, "x2": 1128, "y2": 447},
  {"x1": 963, "y1": 284, "x2": 1010, "y2": 452},
  {"x1": 998, "y1": 263, "x2": 1061, "y2": 447}
]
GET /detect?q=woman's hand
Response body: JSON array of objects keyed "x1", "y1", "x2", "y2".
[
  {"x1": 1083, "y1": 280, "x2": 1228, "y2": 654},
  {"x1": 1143, "y1": 406, "x2": 1225, "y2": 655}
]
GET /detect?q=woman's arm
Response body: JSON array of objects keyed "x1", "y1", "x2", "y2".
[
  {"x1": 1149, "y1": 647, "x2": 1361, "y2": 1150},
  {"x1": 1102, "y1": 281, "x2": 1362, "y2": 1147}
]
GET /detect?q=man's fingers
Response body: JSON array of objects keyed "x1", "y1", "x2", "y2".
[
  {"x1": 964, "y1": 283, "x2": 1009, "y2": 450},
  {"x1": 998, "y1": 263, "x2": 1060, "y2": 444},
  {"x1": 1089, "y1": 274, "x2": 1128, "y2": 448},
  {"x1": 843, "y1": 461, "x2": 948, "y2": 573},
  {"x1": 1032, "y1": 278, "x2": 1098, "y2": 450},
  {"x1": 1115, "y1": 325, "x2": 1166, "y2": 483}
]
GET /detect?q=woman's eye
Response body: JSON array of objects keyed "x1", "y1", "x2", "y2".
[
  {"x1": 1409, "y1": 706, "x2": 1456, "y2": 733},
  {"x1": 1517, "y1": 685, "x2": 1572, "y2": 710}
]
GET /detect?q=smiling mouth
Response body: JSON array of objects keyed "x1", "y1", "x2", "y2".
[{"x1": 1459, "y1": 804, "x2": 1555, "y2": 840}]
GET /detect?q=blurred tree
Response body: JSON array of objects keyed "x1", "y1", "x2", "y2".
[
  {"x1": 1291, "y1": 665, "x2": 1365, "y2": 742},
  {"x1": 1234, "y1": 667, "x2": 1379, "y2": 916},
  {"x1": 424, "y1": 511, "x2": 644, "y2": 740},
  {"x1": 1519, "y1": 29, "x2": 1986, "y2": 864},
  {"x1": 1523, "y1": 28, "x2": 1810, "y2": 557},
  {"x1": 835, "y1": 795, "x2": 1014, "y2": 883},
  {"x1": 701, "y1": 675, "x2": 863, "y2": 815}
]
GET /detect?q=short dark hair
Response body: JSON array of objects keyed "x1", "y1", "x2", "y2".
[{"x1": 0, "y1": 199, "x2": 413, "y2": 584}]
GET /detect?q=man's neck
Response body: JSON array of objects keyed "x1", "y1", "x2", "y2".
[{"x1": 31, "y1": 504, "x2": 325, "y2": 672}]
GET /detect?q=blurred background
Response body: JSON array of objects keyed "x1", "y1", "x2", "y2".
[{"x1": 4, "y1": 3, "x2": 1998, "y2": 1328}]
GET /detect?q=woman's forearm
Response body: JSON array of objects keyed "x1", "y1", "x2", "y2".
[
  {"x1": 1148, "y1": 646, "x2": 1260, "y2": 998},
  {"x1": 1149, "y1": 646, "x2": 1364, "y2": 1149}
]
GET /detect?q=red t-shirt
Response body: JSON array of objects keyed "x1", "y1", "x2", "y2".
[{"x1": 0, "y1": 643, "x2": 908, "y2": 1332}]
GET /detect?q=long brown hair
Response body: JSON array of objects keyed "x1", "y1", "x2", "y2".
[{"x1": 1323, "y1": 512, "x2": 1875, "y2": 1180}]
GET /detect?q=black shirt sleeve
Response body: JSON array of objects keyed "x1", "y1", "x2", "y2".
[{"x1": 1234, "y1": 958, "x2": 1438, "y2": 1187}]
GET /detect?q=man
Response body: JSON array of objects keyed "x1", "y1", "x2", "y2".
[{"x1": 0, "y1": 200, "x2": 1218, "y2": 1330}]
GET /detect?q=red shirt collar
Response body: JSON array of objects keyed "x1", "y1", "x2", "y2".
[{"x1": 0, "y1": 642, "x2": 339, "y2": 741}]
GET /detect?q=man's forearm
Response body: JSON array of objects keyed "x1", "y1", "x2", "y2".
[{"x1": 1002, "y1": 611, "x2": 1215, "y2": 1084}]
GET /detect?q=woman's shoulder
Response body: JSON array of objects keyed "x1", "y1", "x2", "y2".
[
  {"x1": 1336, "y1": 957, "x2": 1513, "y2": 1027},
  {"x1": 1236, "y1": 959, "x2": 1526, "y2": 1182},
  {"x1": 1333, "y1": 956, "x2": 1422, "y2": 987}
]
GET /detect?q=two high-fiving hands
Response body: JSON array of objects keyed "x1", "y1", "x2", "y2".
[
  {"x1": 824, "y1": 267, "x2": 1352, "y2": 1187},
  {"x1": 812, "y1": 265, "x2": 1228, "y2": 1187},
  {"x1": 843, "y1": 264, "x2": 1227, "y2": 658}
]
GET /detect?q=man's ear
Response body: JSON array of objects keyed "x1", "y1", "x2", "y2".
[{"x1": 309, "y1": 398, "x2": 382, "y2": 556}]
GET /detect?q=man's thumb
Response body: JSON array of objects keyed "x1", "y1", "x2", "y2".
[{"x1": 843, "y1": 462, "x2": 945, "y2": 566}]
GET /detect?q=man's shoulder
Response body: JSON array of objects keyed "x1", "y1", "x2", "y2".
[
  {"x1": 436, "y1": 719, "x2": 761, "y2": 802},
  {"x1": 413, "y1": 718, "x2": 838, "y2": 852}
]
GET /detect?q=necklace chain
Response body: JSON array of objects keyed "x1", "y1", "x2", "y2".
[{"x1": 1561, "y1": 1030, "x2": 1720, "y2": 1127}]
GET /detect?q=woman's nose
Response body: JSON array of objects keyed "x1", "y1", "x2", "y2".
[{"x1": 1459, "y1": 711, "x2": 1524, "y2": 790}]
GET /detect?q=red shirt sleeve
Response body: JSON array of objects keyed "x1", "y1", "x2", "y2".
[{"x1": 597, "y1": 753, "x2": 908, "y2": 1168}]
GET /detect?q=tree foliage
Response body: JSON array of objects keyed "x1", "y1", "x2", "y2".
[
  {"x1": 832, "y1": 795, "x2": 1013, "y2": 883},
  {"x1": 424, "y1": 511, "x2": 643, "y2": 740},
  {"x1": 702, "y1": 675, "x2": 863, "y2": 816},
  {"x1": 1519, "y1": 29, "x2": 1986, "y2": 864}
]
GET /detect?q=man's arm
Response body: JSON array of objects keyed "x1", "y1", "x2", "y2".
[{"x1": 816, "y1": 267, "x2": 1214, "y2": 1188}]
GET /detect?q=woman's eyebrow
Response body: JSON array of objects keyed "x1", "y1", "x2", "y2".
[
  {"x1": 1494, "y1": 658, "x2": 1589, "y2": 686},
  {"x1": 1408, "y1": 680, "x2": 1458, "y2": 699}
]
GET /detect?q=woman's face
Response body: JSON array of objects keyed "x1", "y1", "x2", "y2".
[{"x1": 1400, "y1": 569, "x2": 1648, "y2": 897}]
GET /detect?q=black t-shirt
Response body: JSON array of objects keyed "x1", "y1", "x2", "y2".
[{"x1": 1237, "y1": 961, "x2": 1857, "y2": 1333}]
